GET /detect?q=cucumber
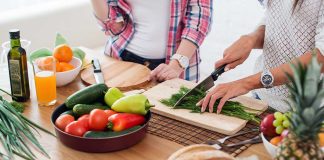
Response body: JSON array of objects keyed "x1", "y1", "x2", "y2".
[
  {"x1": 73, "y1": 104, "x2": 109, "y2": 116},
  {"x1": 65, "y1": 83, "x2": 108, "y2": 108},
  {"x1": 60, "y1": 110, "x2": 74, "y2": 116},
  {"x1": 84, "y1": 126, "x2": 142, "y2": 138},
  {"x1": 93, "y1": 102, "x2": 105, "y2": 106}
]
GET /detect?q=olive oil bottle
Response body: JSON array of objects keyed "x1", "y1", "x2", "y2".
[{"x1": 7, "y1": 29, "x2": 30, "y2": 102}]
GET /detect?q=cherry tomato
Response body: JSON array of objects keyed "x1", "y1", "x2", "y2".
[
  {"x1": 104, "y1": 110, "x2": 117, "y2": 118},
  {"x1": 65, "y1": 121, "x2": 87, "y2": 137},
  {"x1": 78, "y1": 114, "x2": 90, "y2": 130},
  {"x1": 55, "y1": 114, "x2": 75, "y2": 131},
  {"x1": 89, "y1": 109, "x2": 109, "y2": 131}
]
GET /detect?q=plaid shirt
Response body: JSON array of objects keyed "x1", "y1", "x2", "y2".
[{"x1": 96, "y1": 0, "x2": 213, "y2": 82}]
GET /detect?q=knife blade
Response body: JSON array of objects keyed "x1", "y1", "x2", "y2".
[
  {"x1": 92, "y1": 58, "x2": 105, "y2": 84},
  {"x1": 173, "y1": 64, "x2": 226, "y2": 107}
]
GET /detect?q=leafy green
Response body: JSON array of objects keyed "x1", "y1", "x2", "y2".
[
  {"x1": 55, "y1": 33, "x2": 68, "y2": 47},
  {"x1": 28, "y1": 48, "x2": 52, "y2": 63},
  {"x1": 0, "y1": 89, "x2": 55, "y2": 160},
  {"x1": 72, "y1": 47, "x2": 86, "y2": 61},
  {"x1": 10, "y1": 101, "x2": 25, "y2": 113},
  {"x1": 160, "y1": 86, "x2": 260, "y2": 124}
]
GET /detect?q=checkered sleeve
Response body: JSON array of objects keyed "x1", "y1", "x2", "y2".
[
  {"x1": 315, "y1": 1, "x2": 324, "y2": 56},
  {"x1": 181, "y1": 0, "x2": 213, "y2": 47},
  {"x1": 94, "y1": 0, "x2": 125, "y2": 36}
]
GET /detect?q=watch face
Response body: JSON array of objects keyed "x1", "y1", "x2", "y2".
[
  {"x1": 262, "y1": 74, "x2": 273, "y2": 85},
  {"x1": 179, "y1": 57, "x2": 189, "y2": 68}
]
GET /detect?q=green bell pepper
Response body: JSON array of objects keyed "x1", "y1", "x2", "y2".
[{"x1": 111, "y1": 94, "x2": 153, "y2": 115}]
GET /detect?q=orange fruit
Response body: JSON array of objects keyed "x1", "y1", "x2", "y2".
[
  {"x1": 56, "y1": 62, "x2": 62, "y2": 72},
  {"x1": 270, "y1": 136, "x2": 282, "y2": 146},
  {"x1": 53, "y1": 44, "x2": 73, "y2": 62},
  {"x1": 319, "y1": 133, "x2": 324, "y2": 147},
  {"x1": 59, "y1": 62, "x2": 75, "y2": 72},
  {"x1": 35, "y1": 56, "x2": 57, "y2": 71}
]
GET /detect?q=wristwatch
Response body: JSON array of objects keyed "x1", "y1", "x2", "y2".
[
  {"x1": 261, "y1": 70, "x2": 274, "y2": 88},
  {"x1": 171, "y1": 54, "x2": 189, "y2": 69}
]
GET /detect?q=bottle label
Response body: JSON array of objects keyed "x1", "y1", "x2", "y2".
[{"x1": 9, "y1": 60, "x2": 23, "y2": 96}]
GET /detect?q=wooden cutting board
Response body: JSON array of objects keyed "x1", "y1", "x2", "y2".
[
  {"x1": 143, "y1": 79, "x2": 268, "y2": 135},
  {"x1": 81, "y1": 57, "x2": 151, "y2": 90}
]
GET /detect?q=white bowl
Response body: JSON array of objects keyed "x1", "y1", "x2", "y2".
[
  {"x1": 261, "y1": 133, "x2": 324, "y2": 158},
  {"x1": 261, "y1": 133, "x2": 278, "y2": 158},
  {"x1": 56, "y1": 57, "x2": 82, "y2": 87}
]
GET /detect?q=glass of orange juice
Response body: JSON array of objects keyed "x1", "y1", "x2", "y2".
[{"x1": 32, "y1": 56, "x2": 56, "y2": 106}]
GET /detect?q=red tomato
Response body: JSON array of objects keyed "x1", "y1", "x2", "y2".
[
  {"x1": 78, "y1": 114, "x2": 90, "y2": 130},
  {"x1": 89, "y1": 109, "x2": 109, "y2": 131},
  {"x1": 55, "y1": 114, "x2": 75, "y2": 131},
  {"x1": 65, "y1": 121, "x2": 87, "y2": 137},
  {"x1": 104, "y1": 110, "x2": 117, "y2": 118}
]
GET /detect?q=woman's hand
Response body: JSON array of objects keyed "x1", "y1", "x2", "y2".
[
  {"x1": 215, "y1": 35, "x2": 256, "y2": 71},
  {"x1": 150, "y1": 61, "x2": 183, "y2": 82},
  {"x1": 198, "y1": 77, "x2": 257, "y2": 114}
]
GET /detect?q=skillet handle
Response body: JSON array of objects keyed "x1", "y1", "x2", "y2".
[{"x1": 211, "y1": 64, "x2": 226, "y2": 81}]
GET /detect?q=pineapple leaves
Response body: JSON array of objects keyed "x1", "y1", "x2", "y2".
[
  {"x1": 284, "y1": 52, "x2": 324, "y2": 141},
  {"x1": 302, "y1": 108, "x2": 315, "y2": 126},
  {"x1": 303, "y1": 54, "x2": 322, "y2": 106},
  {"x1": 289, "y1": 63, "x2": 303, "y2": 97}
]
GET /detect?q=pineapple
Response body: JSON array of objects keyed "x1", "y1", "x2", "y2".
[{"x1": 276, "y1": 53, "x2": 324, "y2": 160}]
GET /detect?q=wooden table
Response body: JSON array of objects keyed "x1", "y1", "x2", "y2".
[{"x1": 1, "y1": 48, "x2": 271, "y2": 160}]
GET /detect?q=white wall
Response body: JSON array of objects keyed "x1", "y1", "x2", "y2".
[
  {"x1": 0, "y1": 0, "x2": 106, "y2": 52},
  {"x1": 199, "y1": 0, "x2": 265, "y2": 82}
]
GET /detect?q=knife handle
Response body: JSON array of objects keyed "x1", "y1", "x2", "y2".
[
  {"x1": 92, "y1": 59, "x2": 102, "y2": 73},
  {"x1": 226, "y1": 136, "x2": 262, "y2": 148},
  {"x1": 211, "y1": 64, "x2": 226, "y2": 81}
]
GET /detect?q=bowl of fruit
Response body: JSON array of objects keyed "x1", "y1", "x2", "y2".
[
  {"x1": 29, "y1": 34, "x2": 86, "y2": 87},
  {"x1": 53, "y1": 44, "x2": 82, "y2": 87},
  {"x1": 260, "y1": 112, "x2": 324, "y2": 158},
  {"x1": 51, "y1": 84, "x2": 153, "y2": 152}
]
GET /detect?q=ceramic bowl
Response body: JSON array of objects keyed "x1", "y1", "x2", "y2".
[
  {"x1": 51, "y1": 103, "x2": 150, "y2": 153},
  {"x1": 261, "y1": 133, "x2": 324, "y2": 158},
  {"x1": 56, "y1": 57, "x2": 81, "y2": 87}
]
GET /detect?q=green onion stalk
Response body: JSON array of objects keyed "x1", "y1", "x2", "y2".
[
  {"x1": 160, "y1": 86, "x2": 261, "y2": 124},
  {"x1": 0, "y1": 88, "x2": 55, "y2": 160}
]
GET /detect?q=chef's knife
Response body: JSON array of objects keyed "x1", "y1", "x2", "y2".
[
  {"x1": 173, "y1": 64, "x2": 226, "y2": 107},
  {"x1": 92, "y1": 58, "x2": 105, "y2": 84}
]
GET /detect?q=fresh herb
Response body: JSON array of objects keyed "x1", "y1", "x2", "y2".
[
  {"x1": 0, "y1": 88, "x2": 55, "y2": 160},
  {"x1": 160, "y1": 86, "x2": 260, "y2": 124},
  {"x1": 10, "y1": 101, "x2": 25, "y2": 113}
]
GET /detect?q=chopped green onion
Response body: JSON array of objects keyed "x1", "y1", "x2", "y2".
[{"x1": 160, "y1": 86, "x2": 260, "y2": 124}]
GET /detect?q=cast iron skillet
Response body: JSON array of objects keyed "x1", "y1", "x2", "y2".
[{"x1": 51, "y1": 103, "x2": 151, "y2": 153}]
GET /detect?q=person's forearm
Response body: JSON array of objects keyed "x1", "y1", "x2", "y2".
[
  {"x1": 169, "y1": 39, "x2": 197, "y2": 68},
  {"x1": 243, "y1": 25, "x2": 265, "y2": 49},
  {"x1": 243, "y1": 49, "x2": 324, "y2": 90},
  {"x1": 91, "y1": 0, "x2": 109, "y2": 21}
]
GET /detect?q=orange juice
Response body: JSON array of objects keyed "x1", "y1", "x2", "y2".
[{"x1": 34, "y1": 71, "x2": 56, "y2": 105}]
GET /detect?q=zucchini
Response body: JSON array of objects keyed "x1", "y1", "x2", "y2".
[
  {"x1": 84, "y1": 126, "x2": 142, "y2": 138},
  {"x1": 60, "y1": 110, "x2": 74, "y2": 116},
  {"x1": 65, "y1": 83, "x2": 108, "y2": 108},
  {"x1": 73, "y1": 104, "x2": 109, "y2": 116}
]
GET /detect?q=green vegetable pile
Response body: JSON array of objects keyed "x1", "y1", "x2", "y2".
[
  {"x1": 160, "y1": 86, "x2": 260, "y2": 124},
  {"x1": 0, "y1": 88, "x2": 55, "y2": 160}
]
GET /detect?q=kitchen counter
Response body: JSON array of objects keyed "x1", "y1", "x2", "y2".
[{"x1": 0, "y1": 48, "x2": 271, "y2": 160}]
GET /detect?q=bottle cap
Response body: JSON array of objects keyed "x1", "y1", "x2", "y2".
[{"x1": 9, "y1": 29, "x2": 20, "y2": 39}]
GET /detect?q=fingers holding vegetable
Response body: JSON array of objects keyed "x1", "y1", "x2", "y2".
[{"x1": 198, "y1": 80, "x2": 251, "y2": 114}]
